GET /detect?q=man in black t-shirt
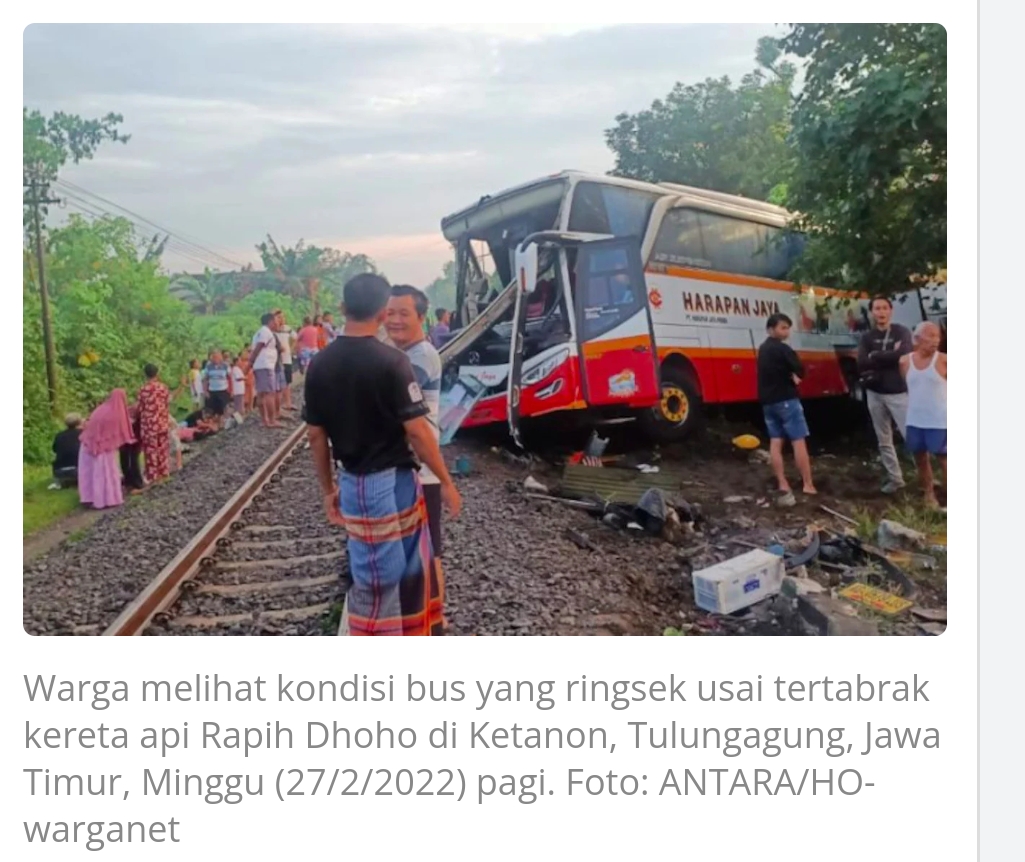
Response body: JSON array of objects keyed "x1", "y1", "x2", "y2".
[
  {"x1": 757, "y1": 313, "x2": 817, "y2": 506},
  {"x1": 303, "y1": 273, "x2": 461, "y2": 636}
]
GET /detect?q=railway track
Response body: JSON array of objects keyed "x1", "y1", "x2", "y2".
[{"x1": 103, "y1": 423, "x2": 346, "y2": 636}]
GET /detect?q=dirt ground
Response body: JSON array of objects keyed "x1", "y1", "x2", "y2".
[{"x1": 445, "y1": 402, "x2": 947, "y2": 637}]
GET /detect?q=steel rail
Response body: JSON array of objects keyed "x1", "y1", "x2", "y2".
[{"x1": 102, "y1": 423, "x2": 309, "y2": 636}]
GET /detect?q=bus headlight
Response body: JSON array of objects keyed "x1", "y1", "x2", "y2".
[{"x1": 522, "y1": 349, "x2": 569, "y2": 386}]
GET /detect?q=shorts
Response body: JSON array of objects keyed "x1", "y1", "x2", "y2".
[
  {"x1": 233, "y1": 394, "x2": 244, "y2": 413},
  {"x1": 762, "y1": 398, "x2": 809, "y2": 441},
  {"x1": 276, "y1": 366, "x2": 286, "y2": 390},
  {"x1": 208, "y1": 389, "x2": 230, "y2": 415},
  {"x1": 422, "y1": 483, "x2": 443, "y2": 557},
  {"x1": 283, "y1": 363, "x2": 293, "y2": 385},
  {"x1": 906, "y1": 426, "x2": 946, "y2": 456},
  {"x1": 254, "y1": 368, "x2": 276, "y2": 395}
]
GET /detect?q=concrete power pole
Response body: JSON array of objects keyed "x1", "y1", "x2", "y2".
[{"x1": 27, "y1": 180, "x2": 60, "y2": 414}]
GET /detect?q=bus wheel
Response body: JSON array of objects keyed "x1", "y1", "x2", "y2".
[{"x1": 638, "y1": 369, "x2": 703, "y2": 443}]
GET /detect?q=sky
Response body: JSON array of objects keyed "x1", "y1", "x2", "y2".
[{"x1": 24, "y1": 23, "x2": 779, "y2": 284}]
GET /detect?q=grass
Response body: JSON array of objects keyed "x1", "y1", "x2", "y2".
[{"x1": 23, "y1": 464, "x2": 81, "y2": 538}]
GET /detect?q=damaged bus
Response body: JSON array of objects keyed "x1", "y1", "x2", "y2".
[{"x1": 438, "y1": 171, "x2": 941, "y2": 445}]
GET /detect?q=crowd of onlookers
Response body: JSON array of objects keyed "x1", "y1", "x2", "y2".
[{"x1": 47, "y1": 308, "x2": 343, "y2": 511}]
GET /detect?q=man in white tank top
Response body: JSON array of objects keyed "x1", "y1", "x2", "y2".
[{"x1": 899, "y1": 322, "x2": 946, "y2": 509}]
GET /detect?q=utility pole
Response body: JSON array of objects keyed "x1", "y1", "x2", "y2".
[{"x1": 27, "y1": 179, "x2": 60, "y2": 414}]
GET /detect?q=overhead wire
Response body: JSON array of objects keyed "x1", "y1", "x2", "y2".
[
  {"x1": 54, "y1": 185, "x2": 235, "y2": 272},
  {"x1": 53, "y1": 178, "x2": 247, "y2": 270}
]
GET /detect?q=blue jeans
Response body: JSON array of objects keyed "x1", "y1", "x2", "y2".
[{"x1": 763, "y1": 398, "x2": 809, "y2": 441}]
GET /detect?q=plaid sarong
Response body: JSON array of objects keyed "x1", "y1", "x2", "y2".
[{"x1": 339, "y1": 467, "x2": 441, "y2": 636}]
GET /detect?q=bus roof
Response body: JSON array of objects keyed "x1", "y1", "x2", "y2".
[{"x1": 439, "y1": 170, "x2": 792, "y2": 241}]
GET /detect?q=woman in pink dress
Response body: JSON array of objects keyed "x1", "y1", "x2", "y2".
[{"x1": 78, "y1": 389, "x2": 136, "y2": 509}]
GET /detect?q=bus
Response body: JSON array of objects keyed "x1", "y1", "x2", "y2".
[{"x1": 438, "y1": 170, "x2": 942, "y2": 444}]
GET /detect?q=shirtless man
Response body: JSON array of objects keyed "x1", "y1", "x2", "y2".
[{"x1": 900, "y1": 322, "x2": 947, "y2": 509}]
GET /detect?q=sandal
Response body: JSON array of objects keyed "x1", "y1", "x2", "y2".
[{"x1": 776, "y1": 491, "x2": 797, "y2": 508}]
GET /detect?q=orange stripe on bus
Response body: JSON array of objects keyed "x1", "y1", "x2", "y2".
[
  {"x1": 657, "y1": 346, "x2": 846, "y2": 361},
  {"x1": 647, "y1": 265, "x2": 865, "y2": 299},
  {"x1": 581, "y1": 335, "x2": 650, "y2": 359}
]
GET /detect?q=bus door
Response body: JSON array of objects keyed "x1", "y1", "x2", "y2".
[{"x1": 572, "y1": 238, "x2": 660, "y2": 408}]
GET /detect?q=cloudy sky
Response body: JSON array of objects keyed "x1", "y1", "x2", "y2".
[{"x1": 24, "y1": 23, "x2": 778, "y2": 284}]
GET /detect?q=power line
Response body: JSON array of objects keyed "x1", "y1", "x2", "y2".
[
  {"x1": 53, "y1": 178, "x2": 247, "y2": 270},
  {"x1": 59, "y1": 196, "x2": 231, "y2": 272},
  {"x1": 56, "y1": 188, "x2": 236, "y2": 272}
]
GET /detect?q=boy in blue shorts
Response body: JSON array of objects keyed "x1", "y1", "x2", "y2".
[{"x1": 757, "y1": 313, "x2": 817, "y2": 507}]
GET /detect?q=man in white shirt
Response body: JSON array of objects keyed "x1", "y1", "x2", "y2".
[
  {"x1": 274, "y1": 309, "x2": 296, "y2": 414},
  {"x1": 250, "y1": 312, "x2": 281, "y2": 427}
]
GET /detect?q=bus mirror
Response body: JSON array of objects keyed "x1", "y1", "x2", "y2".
[{"x1": 515, "y1": 243, "x2": 539, "y2": 294}]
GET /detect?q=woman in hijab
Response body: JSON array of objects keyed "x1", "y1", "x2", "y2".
[{"x1": 78, "y1": 389, "x2": 136, "y2": 509}]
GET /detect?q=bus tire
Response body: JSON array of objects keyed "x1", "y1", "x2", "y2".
[{"x1": 638, "y1": 368, "x2": 704, "y2": 443}]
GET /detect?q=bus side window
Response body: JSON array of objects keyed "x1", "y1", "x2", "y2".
[{"x1": 651, "y1": 207, "x2": 705, "y2": 265}]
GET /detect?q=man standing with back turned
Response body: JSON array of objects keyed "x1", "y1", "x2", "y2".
[
  {"x1": 858, "y1": 296, "x2": 913, "y2": 493},
  {"x1": 304, "y1": 275, "x2": 461, "y2": 636}
]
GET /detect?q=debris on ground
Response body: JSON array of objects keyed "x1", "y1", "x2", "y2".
[
  {"x1": 916, "y1": 622, "x2": 946, "y2": 636},
  {"x1": 523, "y1": 476, "x2": 549, "y2": 493},
  {"x1": 564, "y1": 527, "x2": 600, "y2": 552},
  {"x1": 723, "y1": 495, "x2": 753, "y2": 504},
  {"x1": 838, "y1": 582, "x2": 914, "y2": 615},
  {"x1": 559, "y1": 461, "x2": 690, "y2": 505},
  {"x1": 877, "y1": 519, "x2": 927, "y2": 551},
  {"x1": 732, "y1": 434, "x2": 761, "y2": 450},
  {"x1": 692, "y1": 549, "x2": 785, "y2": 615},
  {"x1": 911, "y1": 606, "x2": 947, "y2": 623},
  {"x1": 820, "y1": 504, "x2": 858, "y2": 526},
  {"x1": 749, "y1": 449, "x2": 772, "y2": 464}
]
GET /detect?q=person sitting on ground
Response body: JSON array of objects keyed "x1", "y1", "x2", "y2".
[
  {"x1": 900, "y1": 321, "x2": 947, "y2": 509},
  {"x1": 180, "y1": 407, "x2": 218, "y2": 440},
  {"x1": 50, "y1": 413, "x2": 83, "y2": 489},
  {"x1": 757, "y1": 312, "x2": 817, "y2": 507}
]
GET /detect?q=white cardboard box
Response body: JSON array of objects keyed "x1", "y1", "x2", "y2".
[{"x1": 692, "y1": 549, "x2": 785, "y2": 614}]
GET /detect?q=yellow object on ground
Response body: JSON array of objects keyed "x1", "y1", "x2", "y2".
[
  {"x1": 732, "y1": 434, "x2": 761, "y2": 450},
  {"x1": 839, "y1": 583, "x2": 914, "y2": 615}
]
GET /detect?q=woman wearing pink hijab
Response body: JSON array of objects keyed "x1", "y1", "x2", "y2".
[{"x1": 78, "y1": 389, "x2": 136, "y2": 509}]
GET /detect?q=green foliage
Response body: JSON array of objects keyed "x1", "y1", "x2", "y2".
[
  {"x1": 194, "y1": 291, "x2": 312, "y2": 356},
  {"x1": 780, "y1": 24, "x2": 947, "y2": 290},
  {"x1": 23, "y1": 215, "x2": 203, "y2": 463},
  {"x1": 604, "y1": 37, "x2": 795, "y2": 199},
  {"x1": 256, "y1": 235, "x2": 380, "y2": 312},
  {"x1": 23, "y1": 108, "x2": 129, "y2": 218},
  {"x1": 425, "y1": 260, "x2": 458, "y2": 314},
  {"x1": 168, "y1": 268, "x2": 239, "y2": 314}
]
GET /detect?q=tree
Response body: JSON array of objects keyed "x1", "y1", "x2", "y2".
[
  {"x1": 604, "y1": 37, "x2": 795, "y2": 199},
  {"x1": 256, "y1": 235, "x2": 380, "y2": 313},
  {"x1": 169, "y1": 267, "x2": 239, "y2": 315},
  {"x1": 779, "y1": 24, "x2": 946, "y2": 291},
  {"x1": 23, "y1": 107, "x2": 130, "y2": 412}
]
